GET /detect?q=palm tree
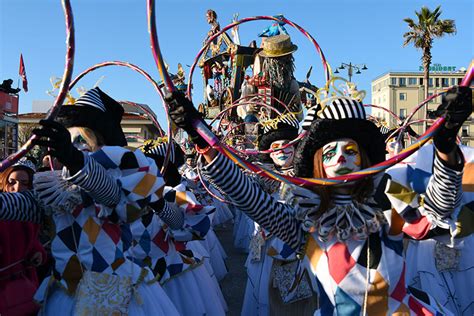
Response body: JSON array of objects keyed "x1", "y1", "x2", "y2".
[{"x1": 403, "y1": 6, "x2": 456, "y2": 130}]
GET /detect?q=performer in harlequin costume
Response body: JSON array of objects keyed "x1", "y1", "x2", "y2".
[
  {"x1": 176, "y1": 148, "x2": 230, "y2": 281},
  {"x1": 240, "y1": 115, "x2": 296, "y2": 315},
  {"x1": 122, "y1": 144, "x2": 228, "y2": 315},
  {"x1": 242, "y1": 114, "x2": 318, "y2": 315},
  {"x1": 386, "y1": 142, "x2": 474, "y2": 314},
  {"x1": 0, "y1": 87, "x2": 181, "y2": 315},
  {"x1": 166, "y1": 86, "x2": 471, "y2": 315}
]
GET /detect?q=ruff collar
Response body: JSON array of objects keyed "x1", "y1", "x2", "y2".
[{"x1": 284, "y1": 188, "x2": 386, "y2": 242}]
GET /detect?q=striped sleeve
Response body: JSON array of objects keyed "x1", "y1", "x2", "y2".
[
  {"x1": 147, "y1": 142, "x2": 175, "y2": 163},
  {"x1": 201, "y1": 153, "x2": 304, "y2": 250},
  {"x1": 150, "y1": 199, "x2": 184, "y2": 230},
  {"x1": 423, "y1": 151, "x2": 464, "y2": 221},
  {"x1": 66, "y1": 154, "x2": 121, "y2": 208},
  {"x1": 0, "y1": 191, "x2": 43, "y2": 223}
]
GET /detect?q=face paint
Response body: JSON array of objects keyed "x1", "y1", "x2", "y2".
[
  {"x1": 68, "y1": 127, "x2": 96, "y2": 152},
  {"x1": 386, "y1": 138, "x2": 402, "y2": 158},
  {"x1": 322, "y1": 139, "x2": 361, "y2": 178},
  {"x1": 269, "y1": 140, "x2": 295, "y2": 168}
]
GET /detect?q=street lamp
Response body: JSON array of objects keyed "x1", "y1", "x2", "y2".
[{"x1": 335, "y1": 62, "x2": 368, "y2": 82}]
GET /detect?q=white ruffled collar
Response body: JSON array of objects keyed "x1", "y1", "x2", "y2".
[{"x1": 293, "y1": 192, "x2": 386, "y2": 242}]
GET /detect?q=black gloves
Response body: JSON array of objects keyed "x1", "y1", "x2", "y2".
[
  {"x1": 434, "y1": 86, "x2": 473, "y2": 154},
  {"x1": 165, "y1": 91, "x2": 209, "y2": 149},
  {"x1": 32, "y1": 120, "x2": 84, "y2": 174}
]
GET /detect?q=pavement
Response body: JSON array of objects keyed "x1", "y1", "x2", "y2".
[{"x1": 214, "y1": 222, "x2": 248, "y2": 316}]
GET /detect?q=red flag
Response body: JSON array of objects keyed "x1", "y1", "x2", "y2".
[{"x1": 19, "y1": 54, "x2": 28, "y2": 92}]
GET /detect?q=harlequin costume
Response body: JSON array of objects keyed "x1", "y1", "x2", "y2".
[
  {"x1": 178, "y1": 153, "x2": 229, "y2": 282},
  {"x1": 200, "y1": 96, "x2": 464, "y2": 315},
  {"x1": 387, "y1": 143, "x2": 474, "y2": 315},
  {"x1": 0, "y1": 88, "x2": 180, "y2": 315},
  {"x1": 124, "y1": 143, "x2": 227, "y2": 315},
  {"x1": 242, "y1": 116, "x2": 317, "y2": 315}
]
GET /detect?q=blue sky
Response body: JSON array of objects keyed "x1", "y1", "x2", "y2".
[{"x1": 1, "y1": 0, "x2": 472, "y2": 128}]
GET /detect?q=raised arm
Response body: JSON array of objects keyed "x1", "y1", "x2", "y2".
[
  {"x1": 66, "y1": 153, "x2": 121, "y2": 207},
  {"x1": 0, "y1": 191, "x2": 43, "y2": 223},
  {"x1": 200, "y1": 153, "x2": 304, "y2": 249},
  {"x1": 426, "y1": 86, "x2": 471, "y2": 219},
  {"x1": 165, "y1": 91, "x2": 305, "y2": 249}
]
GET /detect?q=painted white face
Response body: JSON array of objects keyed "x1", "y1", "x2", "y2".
[
  {"x1": 269, "y1": 140, "x2": 295, "y2": 168},
  {"x1": 386, "y1": 137, "x2": 402, "y2": 158},
  {"x1": 68, "y1": 127, "x2": 96, "y2": 152},
  {"x1": 322, "y1": 139, "x2": 362, "y2": 178}
]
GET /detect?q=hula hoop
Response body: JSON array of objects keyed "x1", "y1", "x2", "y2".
[
  {"x1": 148, "y1": 1, "x2": 474, "y2": 187},
  {"x1": 119, "y1": 101, "x2": 165, "y2": 137}
]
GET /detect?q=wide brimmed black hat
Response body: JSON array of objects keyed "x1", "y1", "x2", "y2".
[
  {"x1": 56, "y1": 87, "x2": 127, "y2": 146},
  {"x1": 294, "y1": 97, "x2": 385, "y2": 178},
  {"x1": 257, "y1": 113, "x2": 299, "y2": 163}
]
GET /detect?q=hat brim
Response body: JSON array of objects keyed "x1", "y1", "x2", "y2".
[
  {"x1": 258, "y1": 44, "x2": 298, "y2": 58},
  {"x1": 294, "y1": 119, "x2": 386, "y2": 178},
  {"x1": 258, "y1": 128, "x2": 299, "y2": 163},
  {"x1": 57, "y1": 106, "x2": 127, "y2": 147}
]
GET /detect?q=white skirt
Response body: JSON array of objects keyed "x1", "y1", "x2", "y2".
[
  {"x1": 405, "y1": 236, "x2": 474, "y2": 316},
  {"x1": 162, "y1": 263, "x2": 227, "y2": 315},
  {"x1": 241, "y1": 241, "x2": 273, "y2": 316},
  {"x1": 211, "y1": 198, "x2": 234, "y2": 226},
  {"x1": 39, "y1": 274, "x2": 179, "y2": 315},
  {"x1": 232, "y1": 210, "x2": 254, "y2": 252},
  {"x1": 198, "y1": 228, "x2": 228, "y2": 281}
]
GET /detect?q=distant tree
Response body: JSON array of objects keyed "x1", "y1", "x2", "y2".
[{"x1": 403, "y1": 6, "x2": 456, "y2": 130}]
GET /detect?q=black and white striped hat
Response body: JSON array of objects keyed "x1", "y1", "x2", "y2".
[
  {"x1": 74, "y1": 87, "x2": 107, "y2": 112},
  {"x1": 302, "y1": 97, "x2": 366, "y2": 130},
  {"x1": 294, "y1": 96, "x2": 386, "y2": 178},
  {"x1": 56, "y1": 87, "x2": 127, "y2": 146}
]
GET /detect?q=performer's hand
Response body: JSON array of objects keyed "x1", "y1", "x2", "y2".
[
  {"x1": 436, "y1": 86, "x2": 472, "y2": 128},
  {"x1": 165, "y1": 91, "x2": 209, "y2": 149},
  {"x1": 434, "y1": 86, "x2": 472, "y2": 154},
  {"x1": 32, "y1": 120, "x2": 84, "y2": 174}
]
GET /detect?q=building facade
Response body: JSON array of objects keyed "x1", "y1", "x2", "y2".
[
  {"x1": 371, "y1": 69, "x2": 473, "y2": 146},
  {"x1": 0, "y1": 91, "x2": 19, "y2": 158}
]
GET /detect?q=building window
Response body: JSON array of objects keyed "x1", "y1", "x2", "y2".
[
  {"x1": 399, "y1": 78, "x2": 406, "y2": 86},
  {"x1": 399, "y1": 108, "x2": 407, "y2": 119},
  {"x1": 399, "y1": 93, "x2": 407, "y2": 101},
  {"x1": 419, "y1": 78, "x2": 423, "y2": 85},
  {"x1": 429, "y1": 78, "x2": 433, "y2": 87},
  {"x1": 451, "y1": 78, "x2": 456, "y2": 86},
  {"x1": 457, "y1": 78, "x2": 462, "y2": 85},
  {"x1": 391, "y1": 78, "x2": 397, "y2": 85},
  {"x1": 435, "y1": 78, "x2": 440, "y2": 87},
  {"x1": 408, "y1": 78, "x2": 417, "y2": 85},
  {"x1": 462, "y1": 125, "x2": 470, "y2": 137},
  {"x1": 441, "y1": 78, "x2": 449, "y2": 87}
]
